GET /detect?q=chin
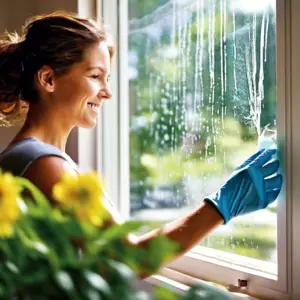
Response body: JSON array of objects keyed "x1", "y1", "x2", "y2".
[
  {"x1": 83, "y1": 122, "x2": 97, "y2": 129},
  {"x1": 78, "y1": 118, "x2": 97, "y2": 129}
]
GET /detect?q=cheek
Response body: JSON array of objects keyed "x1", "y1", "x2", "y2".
[
  {"x1": 55, "y1": 78, "x2": 100, "y2": 111},
  {"x1": 55, "y1": 81, "x2": 81, "y2": 102},
  {"x1": 74, "y1": 79, "x2": 100, "y2": 102},
  {"x1": 85, "y1": 79, "x2": 102, "y2": 95},
  {"x1": 75, "y1": 82, "x2": 99, "y2": 112}
]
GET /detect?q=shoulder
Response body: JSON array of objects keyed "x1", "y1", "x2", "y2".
[
  {"x1": 24, "y1": 155, "x2": 123, "y2": 226},
  {"x1": 0, "y1": 136, "x2": 77, "y2": 202},
  {"x1": 23, "y1": 155, "x2": 77, "y2": 203}
]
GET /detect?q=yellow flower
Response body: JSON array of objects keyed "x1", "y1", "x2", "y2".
[
  {"x1": 0, "y1": 172, "x2": 21, "y2": 237},
  {"x1": 53, "y1": 172, "x2": 108, "y2": 226}
]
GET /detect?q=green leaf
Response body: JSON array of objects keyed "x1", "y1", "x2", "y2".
[
  {"x1": 21, "y1": 259, "x2": 51, "y2": 285},
  {"x1": 106, "y1": 259, "x2": 136, "y2": 283},
  {"x1": 15, "y1": 227, "x2": 60, "y2": 273},
  {"x1": 86, "y1": 289, "x2": 103, "y2": 300},
  {"x1": 63, "y1": 219, "x2": 87, "y2": 237},
  {"x1": 141, "y1": 235, "x2": 180, "y2": 272},
  {"x1": 5, "y1": 261, "x2": 19, "y2": 274},
  {"x1": 99, "y1": 221, "x2": 143, "y2": 241},
  {"x1": 0, "y1": 282, "x2": 14, "y2": 299},
  {"x1": 84, "y1": 271, "x2": 111, "y2": 295},
  {"x1": 56, "y1": 271, "x2": 75, "y2": 292},
  {"x1": 0, "y1": 240, "x2": 13, "y2": 258},
  {"x1": 15, "y1": 177, "x2": 51, "y2": 210},
  {"x1": 131, "y1": 290, "x2": 152, "y2": 300},
  {"x1": 24, "y1": 217, "x2": 78, "y2": 267},
  {"x1": 181, "y1": 284, "x2": 231, "y2": 300},
  {"x1": 0, "y1": 265, "x2": 16, "y2": 298}
]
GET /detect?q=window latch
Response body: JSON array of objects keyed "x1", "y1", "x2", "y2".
[{"x1": 227, "y1": 279, "x2": 248, "y2": 293}]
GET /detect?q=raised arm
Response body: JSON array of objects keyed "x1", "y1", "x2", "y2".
[
  {"x1": 23, "y1": 149, "x2": 282, "y2": 279},
  {"x1": 135, "y1": 149, "x2": 282, "y2": 279}
]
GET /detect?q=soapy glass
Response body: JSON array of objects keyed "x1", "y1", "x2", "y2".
[
  {"x1": 257, "y1": 124, "x2": 277, "y2": 151},
  {"x1": 257, "y1": 124, "x2": 279, "y2": 210}
]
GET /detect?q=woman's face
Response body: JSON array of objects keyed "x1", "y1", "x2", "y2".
[{"x1": 51, "y1": 41, "x2": 112, "y2": 128}]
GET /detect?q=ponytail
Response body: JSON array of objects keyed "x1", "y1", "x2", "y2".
[{"x1": 0, "y1": 32, "x2": 28, "y2": 126}]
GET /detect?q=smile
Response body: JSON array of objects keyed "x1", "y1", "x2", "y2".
[{"x1": 87, "y1": 102, "x2": 100, "y2": 112}]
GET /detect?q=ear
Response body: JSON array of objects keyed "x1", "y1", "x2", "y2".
[{"x1": 36, "y1": 65, "x2": 55, "y2": 93}]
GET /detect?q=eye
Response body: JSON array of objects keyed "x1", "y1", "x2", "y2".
[{"x1": 91, "y1": 74, "x2": 100, "y2": 79}]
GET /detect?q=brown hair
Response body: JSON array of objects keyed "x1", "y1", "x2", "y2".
[{"x1": 0, "y1": 11, "x2": 114, "y2": 126}]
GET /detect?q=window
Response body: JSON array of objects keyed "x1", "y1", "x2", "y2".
[
  {"x1": 128, "y1": 0, "x2": 278, "y2": 264},
  {"x1": 95, "y1": 0, "x2": 299, "y2": 298}
]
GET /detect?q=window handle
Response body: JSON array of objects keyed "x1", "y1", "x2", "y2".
[{"x1": 227, "y1": 279, "x2": 248, "y2": 293}]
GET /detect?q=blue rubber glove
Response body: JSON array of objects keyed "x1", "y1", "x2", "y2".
[{"x1": 204, "y1": 149, "x2": 283, "y2": 224}]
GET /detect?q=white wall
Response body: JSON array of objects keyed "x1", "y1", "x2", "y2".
[{"x1": 0, "y1": 0, "x2": 78, "y2": 161}]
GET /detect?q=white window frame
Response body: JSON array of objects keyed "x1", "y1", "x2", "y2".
[
  {"x1": 77, "y1": 0, "x2": 300, "y2": 298},
  {"x1": 164, "y1": 1, "x2": 292, "y2": 298}
]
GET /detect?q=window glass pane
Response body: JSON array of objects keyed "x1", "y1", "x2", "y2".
[{"x1": 128, "y1": 0, "x2": 277, "y2": 265}]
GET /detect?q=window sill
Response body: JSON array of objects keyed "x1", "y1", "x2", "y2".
[
  {"x1": 167, "y1": 249, "x2": 290, "y2": 299},
  {"x1": 144, "y1": 268, "x2": 258, "y2": 299},
  {"x1": 185, "y1": 246, "x2": 277, "y2": 280}
]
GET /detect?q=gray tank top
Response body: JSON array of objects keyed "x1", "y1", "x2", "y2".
[{"x1": 0, "y1": 137, "x2": 78, "y2": 176}]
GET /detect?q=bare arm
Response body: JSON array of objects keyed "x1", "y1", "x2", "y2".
[
  {"x1": 126, "y1": 201, "x2": 223, "y2": 279},
  {"x1": 23, "y1": 156, "x2": 224, "y2": 278},
  {"x1": 135, "y1": 201, "x2": 223, "y2": 256}
]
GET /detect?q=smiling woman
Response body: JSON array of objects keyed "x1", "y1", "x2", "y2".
[
  {"x1": 0, "y1": 10, "x2": 282, "y2": 295},
  {"x1": 0, "y1": 11, "x2": 115, "y2": 198},
  {"x1": 0, "y1": 13, "x2": 113, "y2": 129}
]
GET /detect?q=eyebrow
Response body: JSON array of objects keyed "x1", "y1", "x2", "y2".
[{"x1": 87, "y1": 66, "x2": 109, "y2": 74}]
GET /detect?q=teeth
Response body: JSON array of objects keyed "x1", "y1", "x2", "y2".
[{"x1": 88, "y1": 103, "x2": 99, "y2": 108}]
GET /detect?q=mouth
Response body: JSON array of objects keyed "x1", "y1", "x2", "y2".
[{"x1": 87, "y1": 102, "x2": 101, "y2": 112}]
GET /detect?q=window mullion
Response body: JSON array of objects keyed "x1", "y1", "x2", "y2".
[
  {"x1": 98, "y1": 0, "x2": 122, "y2": 211},
  {"x1": 290, "y1": 0, "x2": 300, "y2": 298},
  {"x1": 77, "y1": 0, "x2": 98, "y2": 173},
  {"x1": 276, "y1": 0, "x2": 289, "y2": 293},
  {"x1": 118, "y1": 0, "x2": 130, "y2": 219}
]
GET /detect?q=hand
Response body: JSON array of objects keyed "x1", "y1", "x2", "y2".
[{"x1": 204, "y1": 149, "x2": 283, "y2": 224}]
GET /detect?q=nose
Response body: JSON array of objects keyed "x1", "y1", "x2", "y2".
[{"x1": 98, "y1": 84, "x2": 112, "y2": 101}]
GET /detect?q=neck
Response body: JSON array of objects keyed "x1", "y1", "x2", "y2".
[{"x1": 14, "y1": 104, "x2": 74, "y2": 152}]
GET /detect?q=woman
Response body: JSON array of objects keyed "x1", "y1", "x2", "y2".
[{"x1": 0, "y1": 11, "x2": 282, "y2": 277}]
